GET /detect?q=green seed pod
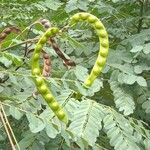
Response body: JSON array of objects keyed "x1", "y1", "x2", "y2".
[
  {"x1": 101, "y1": 39, "x2": 109, "y2": 48},
  {"x1": 97, "y1": 56, "x2": 106, "y2": 66},
  {"x1": 32, "y1": 68, "x2": 40, "y2": 75},
  {"x1": 33, "y1": 53, "x2": 40, "y2": 61},
  {"x1": 51, "y1": 28, "x2": 59, "y2": 34},
  {"x1": 50, "y1": 102, "x2": 59, "y2": 111},
  {"x1": 40, "y1": 36, "x2": 47, "y2": 44},
  {"x1": 72, "y1": 14, "x2": 80, "y2": 21},
  {"x1": 56, "y1": 109, "x2": 68, "y2": 123},
  {"x1": 35, "y1": 44, "x2": 42, "y2": 52},
  {"x1": 79, "y1": 13, "x2": 89, "y2": 20},
  {"x1": 31, "y1": 27, "x2": 68, "y2": 124},
  {"x1": 45, "y1": 30, "x2": 52, "y2": 37},
  {"x1": 93, "y1": 65, "x2": 101, "y2": 76},
  {"x1": 39, "y1": 84, "x2": 47, "y2": 94},
  {"x1": 100, "y1": 48, "x2": 108, "y2": 57},
  {"x1": 84, "y1": 79, "x2": 92, "y2": 88},
  {"x1": 88, "y1": 16, "x2": 97, "y2": 23},
  {"x1": 97, "y1": 29, "x2": 107, "y2": 38},
  {"x1": 57, "y1": 110, "x2": 65, "y2": 119},
  {"x1": 36, "y1": 77, "x2": 43, "y2": 85},
  {"x1": 45, "y1": 93, "x2": 54, "y2": 103},
  {"x1": 94, "y1": 21, "x2": 103, "y2": 29},
  {"x1": 69, "y1": 12, "x2": 109, "y2": 88}
]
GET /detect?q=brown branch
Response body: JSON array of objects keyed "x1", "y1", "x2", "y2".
[
  {"x1": 1, "y1": 104, "x2": 20, "y2": 150},
  {"x1": 0, "y1": 104, "x2": 16, "y2": 150}
]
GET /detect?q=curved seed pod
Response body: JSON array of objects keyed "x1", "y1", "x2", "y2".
[
  {"x1": 69, "y1": 12, "x2": 109, "y2": 88},
  {"x1": 26, "y1": 49, "x2": 51, "y2": 78},
  {"x1": 31, "y1": 27, "x2": 68, "y2": 123},
  {"x1": 32, "y1": 51, "x2": 51, "y2": 99}
]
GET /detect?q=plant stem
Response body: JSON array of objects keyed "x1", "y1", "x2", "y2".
[
  {"x1": 0, "y1": 38, "x2": 38, "y2": 52},
  {"x1": 137, "y1": 0, "x2": 144, "y2": 33},
  {"x1": 0, "y1": 104, "x2": 16, "y2": 150}
]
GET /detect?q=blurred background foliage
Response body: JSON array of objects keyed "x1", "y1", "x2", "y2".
[{"x1": 0, "y1": 0, "x2": 150, "y2": 150}]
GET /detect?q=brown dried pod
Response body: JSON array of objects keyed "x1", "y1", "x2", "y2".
[
  {"x1": 65, "y1": 60, "x2": 76, "y2": 66},
  {"x1": 0, "y1": 33, "x2": 7, "y2": 40},
  {"x1": 7, "y1": 26, "x2": 20, "y2": 34},
  {"x1": 4, "y1": 28, "x2": 12, "y2": 34},
  {"x1": 38, "y1": 18, "x2": 76, "y2": 67},
  {"x1": 44, "y1": 65, "x2": 50, "y2": 73},
  {"x1": 42, "y1": 72, "x2": 49, "y2": 77},
  {"x1": 45, "y1": 59, "x2": 51, "y2": 66},
  {"x1": 44, "y1": 22, "x2": 51, "y2": 28},
  {"x1": 43, "y1": 52, "x2": 51, "y2": 77},
  {"x1": 40, "y1": 19, "x2": 48, "y2": 24},
  {"x1": 43, "y1": 53, "x2": 49, "y2": 59},
  {"x1": 0, "y1": 26, "x2": 21, "y2": 43}
]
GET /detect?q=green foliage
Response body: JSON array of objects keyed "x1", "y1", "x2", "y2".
[
  {"x1": 0, "y1": 52, "x2": 22, "y2": 67},
  {"x1": 0, "y1": 0, "x2": 150, "y2": 150},
  {"x1": 68, "y1": 100, "x2": 104, "y2": 146},
  {"x1": 109, "y1": 80, "x2": 135, "y2": 115}
]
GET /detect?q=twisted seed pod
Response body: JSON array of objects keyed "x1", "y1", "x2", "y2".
[
  {"x1": 69, "y1": 12, "x2": 109, "y2": 88},
  {"x1": 42, "y1": 52, "x2": 51, "y2": 77},
  {"x1": 31, "y1": 27, "x2": 68, "y2": 123},
  {"x1": 39, "y1": 19, "x2": 76, "y2": 67},
  {"x1": 0, "y1": 26, "x2": 20, "y2": 43},
  {"x1": 39, "y1": 18, "x2": 52, "y2": 29}
]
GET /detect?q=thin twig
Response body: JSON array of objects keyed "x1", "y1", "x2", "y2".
[
  {"x1": 1, "y1": 38, "x2": 39, "y2": 52},
  {"x1": 8, "y1": 22, "x2": 38, "y2": 47},
  {"x1": 1, "y1": 104, "x2": 21, "y2": 150},
  {"x1": 24, "y1": 24, "x2": 35, "y2": 57},
  {"x1": 0, "y1": 104, "x2": 16, "y2": 150}
]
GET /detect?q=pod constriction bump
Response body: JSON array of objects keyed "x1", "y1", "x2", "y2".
[
  {"x1": 31, "y1": 27, "x2": 68, "y2": 123},
  {"x1": 70, "y1": 12, "x2": 109, "y2": 88}
]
